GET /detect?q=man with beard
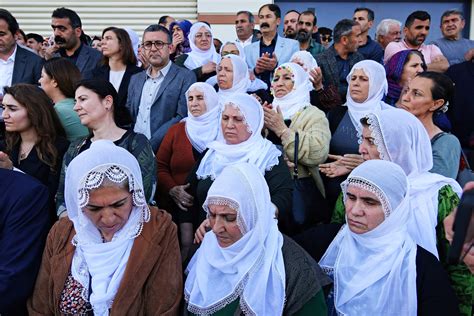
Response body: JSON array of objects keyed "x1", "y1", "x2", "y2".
[
  {"x1": 283, "y1": 10, "x2": 299, "y2": 39},
  {"x1": 353, "y1": 8, "x2": 383, "y2": 64},
  {"x1": 297, "y1": 10, "x2": 325, "y2": 58},
  {"x1": 0, "y1": 9, "x2": 43, "y2": 94},
  {"x1": 384, "y1": 11, "x2": 448, "y2": 72},
  {"x1": 126, "y1": 25, "x2": 195, "y2": 152},
  {"x1": 48, "y1": 7, "x2": 101, "y2": 78},
  {"x1": 245, "y1": 4, "x2": 299, "y2": 88},
  {"x1": 432, "y1": 9, "x2": 474, "y2": 66},
  {"x1": 235, "y1": 11, "x2": 258, "y2": 47}
]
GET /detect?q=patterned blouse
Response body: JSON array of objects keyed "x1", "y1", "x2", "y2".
[{"x1": 59, "y1": 273, "x2": 93, "y2": 316}]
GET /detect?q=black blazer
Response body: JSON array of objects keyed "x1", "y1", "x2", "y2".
[
  {"x1": 91, "y1": 63, "x2": 143, "y2": 110},
  {"x1": 12, "y1": 45, "x2": 44, "y2": 85}
]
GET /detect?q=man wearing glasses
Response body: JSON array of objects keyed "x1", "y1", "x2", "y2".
[{"x1": 126, "y1": 25, "x2": 196, "y2": 152}]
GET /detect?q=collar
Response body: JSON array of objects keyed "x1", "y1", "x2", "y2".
[
  {"x1": 402, "y1": 39, "x2": 426, "y2": 50},
  {"x1": 59, "y1": 43, "x2": 83, "y2": 58},
  {"x1": 236, "y1": 36, "x2": 253, "y2": 45},
  {"x1": 146, "y1": 60, "x2": 172, "y2": 79},
  {"x1": 260, "y1": 33, "x2": 278, "y2": 47},
  {"x1": 1, "y1": 44, "x2": 17, "y2": 63}
]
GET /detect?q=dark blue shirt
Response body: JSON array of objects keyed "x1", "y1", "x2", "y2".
[
  {"x1": 258, "y1": 34, "x2": 278, "y2": 87},
  {"x1": 59, "y1": 43, "x2": 83, "y2": 65},
  {"x1": 335, "y1": 55, "x2": 351, "y2": 95},
  {"x1": 357, "y1": 36, "x2": 384, "y2": 64}
]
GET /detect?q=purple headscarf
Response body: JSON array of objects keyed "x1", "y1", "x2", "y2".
[{"x1": 169, "y1": 20, "x2": 192, "y2": 54}]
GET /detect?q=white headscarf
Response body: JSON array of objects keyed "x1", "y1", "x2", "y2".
[
  {"x1": 272, "y1": 62, "x2": 313, "y2": 120},
  {"x1": 362, "y1": 108, "x2": 462, "y2": 257},
  {"x1": 65, "y1": 140, "x2": 150, "y2": 316},
  {"x1": 184, "y1": 22, "x2": 221, "y2": 70},
  {"x1": 196, "y1": 93, "x2": 281, "y2": 180},
  {"x1": 220, "y1": 41, "x2": 246, "y2": 60},
  {"x1": 217, "y1": 54, "x2": 251, "y2": 101},
  {"x1": 184, "y1": 82, "x2": 220, "y2": 153},
  {"x1": 345, "y1": 60, "x2": 391, "y2": 133},
  {"x1": 185, "y1": 163, "x2": 286, "y2": 315},
  {"x1": 320, "y1": 160, "x2": 417, "y2": 316},
  {"x1": 290, "y1": 51, "x2": 318, "y2": 72}
]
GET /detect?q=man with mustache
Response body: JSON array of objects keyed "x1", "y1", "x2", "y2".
[
  {"x1": 49, "y1": 7, "x2": 101, "y2": 78},
  {"x1": 296, "y1": 10, "x2": 324, "y2": 58},
  {"x1": 283, "y1": 10, "x2": 299, "y2": 39},
  {"x1": 353, "y1": 8, "x2": 383, "y2": 64},
  {"x1": 384, "y1": 11, "x2": 449, "y2": 73},
  {"x1": 431, "y1": 9, "x2": 474, "y2": 66},
  {"x1": 235, "y1": 11, "x2": 258, "y2": 47},
  {"x1": 244, "y1": 4, "x2": 299, "y2": 88}
]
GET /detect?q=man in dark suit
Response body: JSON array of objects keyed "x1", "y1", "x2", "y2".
[
  {"x1": 0, "y1": 9, "x2": 43, "y2": 91},
  {"x1": 126, "y1": 25, "x2": 196, "y2": 152},
  {"x1": 48, "y1": 7, "x2": 102, "y2": 78},
  {"x1": 0, "y1": 169, "x2": 50, "y2": 316}
]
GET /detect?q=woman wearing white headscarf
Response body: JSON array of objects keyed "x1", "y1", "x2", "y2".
[
  {"x1": 175, "y1": 22, "x2": 221, "y2": 82},
  {"x1": 263, "y1": 62, "x2": 331, "y2": 226},
  {"x1": 157, "y1": 82, "x2": 220, "y2": 260},
  {"x1": 28, "y1": 140, "x2": 182, "y2": 315},
  {"x1": 188, "y1": 93, "x2": 293, "y2": 234},
  {"x1": 319, "y1": 60, "x2": 391, "y2": 209},
  {"x1": 185, "y1": 162, "x2": 331, "y2": 315},
  {"x1": 290, "y1": 51, "x2": 318, "y2": 73},
  {"x1": 320, "y1": 160, "x2": 459, "y2": 316}
]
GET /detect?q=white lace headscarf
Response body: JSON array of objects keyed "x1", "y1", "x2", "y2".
[
  {"x1": 345, "y1": 60, "x2": 391, "y2": 133},
  {"x1": 290, "y1": 50, "x2": 318, "y2": 72},
  {"x1": 185, "y1": 163, "x2": 285, "y2": 315},
  {"x1": 362, "y1": 108, "x2": 462, "y2": 257},
  {"x1": 196, "y1": 93, "x2": 281, "y2": 180},
  {"x1": 320, "y1": 160, "x2": 417, "y2": 316},
  {"x1": 184, "y1": 22, "x2": 221, "y2": 70},
  {"x1": 65, "y1": 140, "x2": 150, "y2": 316},
  {"x1": 217, "y1": 54, "x2": 251, "y2": 101},
  {"x1": 272, "y1": 62, "x2": 313, "y2": 120},
  {"x1": 184, "y1": 82, "x2": 220, "y2": 153}
]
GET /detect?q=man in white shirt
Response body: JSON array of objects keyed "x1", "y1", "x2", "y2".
[
  {"x1": 126, "y1": 25, "x2": 195, "y2": 151},
  {"x1": 235, "y1": 11, "x2": 258, "y2": 47}
]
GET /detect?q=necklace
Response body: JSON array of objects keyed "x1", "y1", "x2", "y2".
[{"x1": 19, "y1": 142, "x2": 35, "y2": 161}]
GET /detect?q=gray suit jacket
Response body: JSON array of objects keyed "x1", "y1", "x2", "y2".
[
  {"x1": 55, "y1": 44, "x2": 102, "y2": 79},
  {"x1": 244, "y1": 35, "x2": 299, "y2": 71},
  {"x1": 12, "y1": 45, "x2": 44, "y2": 85},
  {"x1": 126, "y1": 63, "x2": 196, "y2": 151}
]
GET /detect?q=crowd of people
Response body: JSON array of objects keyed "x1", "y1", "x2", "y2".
[{"x1": 0, "y1": 3, "x2": 473, "y2": 315}]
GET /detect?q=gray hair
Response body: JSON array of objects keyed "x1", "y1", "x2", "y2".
[
  {"x1": 376, "y1": 19, "x2": 402, "y2": 37},
  {"x1": 236, "y1": 10, "x2": 255, "y2": 24},
  {"x1": 333, "y1": 19, "x2": 358, "y2": 43}
]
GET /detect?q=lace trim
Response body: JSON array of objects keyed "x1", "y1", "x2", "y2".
[
  {"x1": 185, "y1": 249, "x2": 265, "y2": 315},
  {"x1": 204, "y1": 196, "x2": 247, "y2": 234},
  {"x1": 342, "y1": 177, "x2": 392, "y2": 218},
  {"x1": 225, "y1": 102, "x2": 253, "y2": 134},
  {"x1": 363, "y1": 114, "x2": 391, "y2": 161}
]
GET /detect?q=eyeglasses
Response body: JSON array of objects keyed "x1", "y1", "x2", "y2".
[
  {"x1": 141, "y1": 40, "x2": 169, "y2": 50},
  {"x1": 321, "y1": 36, "x2": 332, "y2": 42}
]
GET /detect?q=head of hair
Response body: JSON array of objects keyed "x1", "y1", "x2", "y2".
[
  {"x1": 405, "y1": 11, "x2": 431, "y2": 28},
  {"x1": 333, "y1": 19, "x2": 358, "y2": 43},
  {"x1": 376, "y1": 19, "x2": 402, "y2": 37},
  {"x1": 0, "y1": 9, "x2": 19, "y2": 35},
  {"x1": 26, "y1": 33, "x2": 44, "y2": 43},
  {"x1": 318, "y1": 27, "x2": 332, "y2": 36},
  {"x1": 440, "y1": 9, "x2": 464, "y2": 25},
  {"x1": 3, "y1": 84, "x2": 66, "y2": 171},
  {"x1": 158, "y1": 15, "x2": 171, "y2": 25},
  {"x1": 17, "y1": 29, "x2": 27, "y2": 42},
  {"x1": 101, "y1": 27, "x2": 137, "y2": 66},
  {"x1": 74, "y1": 78, "x2": 132, "y2": 127},
  {"x1": 143, "y1": 24, "x2": 171, "y2": 43},
  {"x1": 415, "y1": 72, "x2": 454, "y2": 108},
  {"x1": 285, "y1": 10, "x2": 300, "y2": 17},
  {"x1": 43, "y1": 57, "x2": 82, "y2": 98},
  {"x1": 52, "y1": 7, "x2": 82, "y2": 28},
  {"x1": 354, "y1": 7, "x2": 375, "y2": 21},
  {"x1": 236, "y1": 10, "x2": 255, "y2": 23},
  {"x1": 300, "y1": 10, "x2": 317, "y2": 26},
  {"x1": 259, "y1": 4, "x2": 281, "y2": 19}
]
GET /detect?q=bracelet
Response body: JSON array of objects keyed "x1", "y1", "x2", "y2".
[{"x1": 278, "y1": 127, "x2": 288, "y2": 138}]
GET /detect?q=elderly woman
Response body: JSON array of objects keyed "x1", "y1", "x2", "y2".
[
  {"x1": 319, "y1": 60, "x2": 391, "y2": 209},
  {"x1": 169, "y1": 20, "x2": 192, "y2": 61},
  {"x1": 320, "y1": 160, "x2": 459, "y2": 316},
  {"x1": 399, "y1": 72, "x2": 461, "y2": 179},
  {"x1": 189, "y1": 93, "x2": 293, "y2": 234},
  {"x1": 55, "y1": 79, "x2": 156, "y2": 217},
  {"x1": 175, "y1": 22, "x2": 220, "y2": 82},
  {"x1": 263, "y1": 62, "x2": 331, "y2": 227},
  {"x1": 157, "y1": 82, "x2": 220, "y2": 260},
  {"x1": 39, "y1": 57, "x2": 89, "y2": 141},
  {"x1": 28, "y1": 140, "x2": 182, "y2": 315},
  {"x1": 185, "y1": 163, "x2": 331, "y2": 315}
]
